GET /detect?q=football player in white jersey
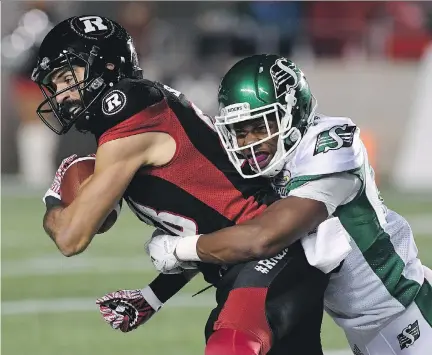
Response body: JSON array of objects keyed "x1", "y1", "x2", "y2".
[{"x1": 147, "y1": 54, "x2": 432, "y2": 355}]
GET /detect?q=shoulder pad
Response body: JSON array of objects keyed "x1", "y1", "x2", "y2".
[
  {"x1": 291, "y1": 115, "x2": 365, "y2": 178},
  {"x1": 99, "y1": 79, "x2": 163, "y2": 124}
]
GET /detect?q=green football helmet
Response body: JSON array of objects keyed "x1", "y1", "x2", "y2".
[{"x1": 215, "y1": 54, "x2": 317, "y2": 178}]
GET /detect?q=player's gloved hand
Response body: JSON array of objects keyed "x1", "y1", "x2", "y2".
[
  {"x1": 42, "y1": 153, "x2": 95, "y2": 208},
  {"x1": 43, "y1": 154, "x2": 78, "y2": 207},
  {"x1": 96, "y1": 287, "x2": 162, "y2": 332},
  {"x1": 145, "y1": 233, "x2": 198, "y2": 274}
]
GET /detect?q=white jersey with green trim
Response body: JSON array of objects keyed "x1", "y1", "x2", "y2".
[{"x1": 271, "y1": 114, "x2": 430, "y2": 332}]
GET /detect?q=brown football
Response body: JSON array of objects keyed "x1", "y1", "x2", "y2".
[{"x1": 60, "y1": 156, "x2": 121, "y2": 234}]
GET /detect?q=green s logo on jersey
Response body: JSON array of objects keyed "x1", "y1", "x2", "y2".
[{"x1": 314, "y1": 124, "x2": 357, "y2": 155}]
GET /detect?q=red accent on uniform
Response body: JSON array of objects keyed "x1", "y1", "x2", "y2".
[
  {"x1": 213, "y1": 288, "x2": 272, "y2": 355},
  {"x1": 98, "y1": 100, "x2": 169, "y2": 146},
  {"x1": 205, "y1": 329, "x2": 262, "y2": 355},
  {"x1": 98, "y1": 100, "x2": 267, "y2": 223}
]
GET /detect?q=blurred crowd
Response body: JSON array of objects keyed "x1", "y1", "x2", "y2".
[{"x1": 2, "y1": 1, "x2": 432, "y2": 187}]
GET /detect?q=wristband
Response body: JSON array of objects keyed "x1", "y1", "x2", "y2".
[
  {"x1": 175, "y1": 235, "x2": 202, "y2": 262},
  {"x1": 45, "y1": 196, "x2": 63, "y2": 211},
  {"x1": 140, "y1": 286, "x2": 163, "y2": 311}
]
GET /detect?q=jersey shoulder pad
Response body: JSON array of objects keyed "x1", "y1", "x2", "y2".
[
  {"x1": 95, "y1": 79, "x2": 167, "y2": 143},
  {"x1": 291, "y1": 115, "x2": 365, "y2": 179},
  {"x1": 99, "y1": 79, "x2": 164, "y2": 123}
]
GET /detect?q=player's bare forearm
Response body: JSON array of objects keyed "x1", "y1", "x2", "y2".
[
  {"x1": 41, "y1": 171, "x2": 127, "y2": 257},
  {"x1": 58, "y1": 133, "x2": 176, "y2": 256},
  {"x1": 49, "y1": 137, "x2": 152, "y2": 256},
  {"x1": 43, "y1": 206, "x2": 65, "y2": 245},
  {"x1": 43, "y1": 202, "x2": 97, "y2": 256},
  {"x1": 196, "y1": 196, "x2": 328, "y2": 264}
]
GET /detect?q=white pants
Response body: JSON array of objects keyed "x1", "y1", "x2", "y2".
[{"x1": 344, "y1": 297, "x2": 432, "y2": 355}]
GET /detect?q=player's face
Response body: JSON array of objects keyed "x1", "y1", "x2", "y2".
[
  {"x1": 50, "y1": 66, "x2": 86, "y2": 116},
  {"x1": 234, "y1": 118, "x2": 278, "y2": 169}
]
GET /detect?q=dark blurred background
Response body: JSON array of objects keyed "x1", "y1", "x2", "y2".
[{"x1": 2, "y1": 1, "x2": 432, "y2": 190}]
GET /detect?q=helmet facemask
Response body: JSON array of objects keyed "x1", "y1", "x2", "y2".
[
  {"x1": 32, "y1": 46, "x2": 107, "y2": 134},
  {"x1": 216, "y1": 55, "x2": 317, "y2": 178},
  {"x1": 215, "y1": 88, "x2": 303, "y2": 179}
]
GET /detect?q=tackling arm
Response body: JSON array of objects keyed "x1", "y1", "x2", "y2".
[
  {"x1": 174, "y1": 173, "x2": 361, "y2": 264},
  {"x1": 194, "y1": 196, "x2": 328, "y2": 263}
]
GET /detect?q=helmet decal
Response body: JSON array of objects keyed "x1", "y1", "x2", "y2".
[
  {"x1": 220, "y1": 102, "x2": 250, "y2": 117},
  {"x1": 70, "y1": 16, "x2": 115, "y2": 40},
  {"x1": 270, "y1": 58, "x2": 299, "y2": 99},
  {"x1": 40, "y1": 57, "x2": 50, "y2": 70}
]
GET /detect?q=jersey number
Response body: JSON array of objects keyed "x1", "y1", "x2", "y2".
[{"x1": 127, "y1": 199, "x2": 198, "y2": 236}]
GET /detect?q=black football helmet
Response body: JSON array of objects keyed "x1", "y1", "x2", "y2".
[{"x1": 31, "y1": 15, "x2": 143, "y2": 134}]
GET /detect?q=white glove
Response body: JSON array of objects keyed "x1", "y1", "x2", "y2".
[
  {"x1": 145, "y1": 232, "x2": 198, "y2": 274},
  {"x1": 43, "y1": 154, "x2": 78, "y2": 204},
  {"x1": 42, "y1": 153, "x2": 95, "y2": 206}
]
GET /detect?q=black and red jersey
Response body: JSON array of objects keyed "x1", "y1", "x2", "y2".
[{"x1": 94, "y1": 79, "x2": 278, "y2": 282}]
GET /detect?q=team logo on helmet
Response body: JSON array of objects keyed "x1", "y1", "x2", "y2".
[
  {"x1": 70, "y1": 16, "x2": 115, "y2": 40},
  {"x1": 39, "y1": 57, "x2": 50, "y2": 70},
  {"x1": 102, "y1": 90, "x2": 127, "y2": 115},
  {"x1": 270, "y1": 59, "x2": 299, "y2": 99}
]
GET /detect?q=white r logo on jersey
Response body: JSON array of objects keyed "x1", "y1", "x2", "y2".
[
  {"x1": 105, "y1": 93, "x2": 121, "y2": 110},
  {"x1": 78, "y1": 16, "x2": 108, "y2": 33},
  {"x1": 102, "y1": 90, "x2": 127, "y2": 115}
]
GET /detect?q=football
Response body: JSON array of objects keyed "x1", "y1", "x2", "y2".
[{"x1": 60, "y1": 156, "x2": 121, "y2": 234}]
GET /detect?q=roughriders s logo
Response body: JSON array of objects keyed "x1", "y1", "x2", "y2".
[
  {"x1": 314, "y1": 124, "x2": 357, "y2": 155},
  {"x1": 397, "y1": 320, "x2": 420, "y2": 349},
  {"x1": 270, "y1": 59, "x2": 299, "y2": 99},
  {"x1": 102, "y1": 90, "x2": 127, "y2": 115}
]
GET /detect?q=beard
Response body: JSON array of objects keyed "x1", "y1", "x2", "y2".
[
  {"x1": 59, "y1": 98, "x2": 91, "y2": 133},
  {"x1": 58, "y1": 89, "x2": 106, "y2": 134},
  {"x1": 60, "y1": 98, "x2": 84, "y2": 118}
]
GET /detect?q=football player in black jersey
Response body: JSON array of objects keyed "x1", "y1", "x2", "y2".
[{"x1": 34, "y1": 16, "x2": 328, "y2": 355}]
